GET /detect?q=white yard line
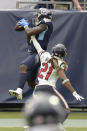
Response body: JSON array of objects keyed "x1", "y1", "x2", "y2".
[
  {"x1": 0, "y1": 119, "x2": 25, "y2": 127},
  {"x1": 63, "y1": 119, "x2": 87, "y2": 128},
  {"x1": 0, "y1": 119, "x2": 87, "y2": 128}
]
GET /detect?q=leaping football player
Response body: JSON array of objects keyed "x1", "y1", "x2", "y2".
[{"x1": 9, "y1": 8, "x2": 53, "y2": 100}]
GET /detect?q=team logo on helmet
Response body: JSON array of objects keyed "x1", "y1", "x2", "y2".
[{"x1": 36, "y1": 8, "x2": 52, "y2": 20}]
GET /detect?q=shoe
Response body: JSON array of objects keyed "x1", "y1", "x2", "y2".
[{"x1": 9, "y1": 88, "x2": 22, "y2": 100}]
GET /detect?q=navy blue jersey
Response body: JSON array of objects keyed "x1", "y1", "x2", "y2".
[{"x1": 28, "y1": 18, "x2": 53, "y2": 52}]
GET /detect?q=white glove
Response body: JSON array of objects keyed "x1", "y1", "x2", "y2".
[{"x1": 72, "y1": 91, "x2": 84, "y2": 101}]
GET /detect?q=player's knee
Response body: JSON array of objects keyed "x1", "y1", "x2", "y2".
[{"x1": 19, "y1": 64, "x2": 28, "y2": 73}]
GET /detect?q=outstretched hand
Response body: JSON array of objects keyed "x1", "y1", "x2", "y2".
[{"x1": 73, "y1": 91, "x2": 84, "y2": 101}]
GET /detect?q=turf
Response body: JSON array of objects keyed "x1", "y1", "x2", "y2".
[
  {"x1": 0, "y1": 127, "x2": 87, "y2": 131},
  {"x1": 0, "y1": 112, "x2": 87, "y2": 131},
  {"x1": 0, "y1": 112, "x2": 87, "y2": 119},
  {"x1": 0, "y1": 112, "x2": 24, "y2": 118},
  {"x1": 0, "y1": 127, "x2": 24, "y2": 131},
  {"x1": 68, "y1": 112, "x2": 87, "y2": 119},
  {"x1": 66, "y1": 128, "x2": 87, "y2": 131}
]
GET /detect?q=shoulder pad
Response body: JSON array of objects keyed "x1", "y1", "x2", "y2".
[
  {"x1": 49, "y1": 56, "x2": 68, "y2": 71},
  {"x1": 58, "y1": 58, "x2": 68, "y2": 71},
  {"x1": 53, "y1": 57, "x2": 68, "y2": 71}
]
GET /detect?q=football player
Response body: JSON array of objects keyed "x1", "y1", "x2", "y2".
[
  {"x1": 9, "y1": 8, "x2": 53, "y2": 100},
  {"x1": 30, "y1": 35, "x2": 84, "y2": 118}
]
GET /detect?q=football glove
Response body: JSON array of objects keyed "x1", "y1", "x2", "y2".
[
  {"x1": 18, "y1": 18, "x2": 30, "y2": 28},
  {"x1": 72, "y1": 91, "x2": 84, "y2": 101}
]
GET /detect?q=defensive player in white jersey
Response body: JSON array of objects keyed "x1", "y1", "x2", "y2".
[{"x1": 31, "y1": 36, "x2": 84, "y2": 123}]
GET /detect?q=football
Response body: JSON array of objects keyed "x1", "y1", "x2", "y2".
[{"x1": 14, "y1": 23, "x2": 24, "y2": 31}]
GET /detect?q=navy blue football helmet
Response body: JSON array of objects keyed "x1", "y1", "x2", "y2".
[{"x1": 52, "y1": 43, "x2": 67, "y2": 58}]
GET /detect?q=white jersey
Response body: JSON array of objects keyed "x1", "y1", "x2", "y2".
[{"x1": 38, "y1": 52, "x2": 68, "y2": 88}]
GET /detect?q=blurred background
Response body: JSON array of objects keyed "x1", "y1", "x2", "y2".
[
  {"x1": 0, "y1": 0, "x2": 86, "y2": 10},
  {"x1": 0, "y1": 0, "x2": 17, "y2": 9}
]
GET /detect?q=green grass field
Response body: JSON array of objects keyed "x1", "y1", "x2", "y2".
[
  {"x1": 0, "y1": 128, "x2": 23, "y2": 131},
  {"x1": 0, "y1": 112, "x2": 87, "y2": 131},
  {"x1": 0, "y1": 128, "x2": 87, "y2": 131}
]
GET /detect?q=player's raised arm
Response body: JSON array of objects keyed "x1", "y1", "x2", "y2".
[{"x1": 31, "y1": 36, "x2": 44, "y2": 56}]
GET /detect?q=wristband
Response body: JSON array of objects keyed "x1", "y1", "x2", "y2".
[
  {"x1": 62, "y1": 79, "x2": 69, "y2": 84},
  {"x1": 72, "y1": 91, "x2": 77, "y2": 96}
]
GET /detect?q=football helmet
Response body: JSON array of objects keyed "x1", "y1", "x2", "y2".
[
  {"x1": 36, "y1": 8, "x2": 52, "y2": 20},
  {"x1": 52, "y1": 43, "x2": 67, "y2": 58}
]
